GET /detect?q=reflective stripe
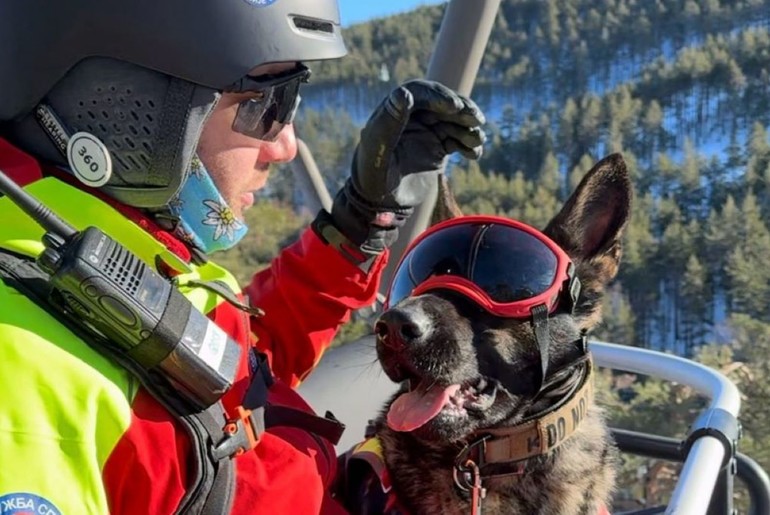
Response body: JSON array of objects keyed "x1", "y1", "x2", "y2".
[{"x1": 0, "y1": 176, "x2": 241, "y2": 512}]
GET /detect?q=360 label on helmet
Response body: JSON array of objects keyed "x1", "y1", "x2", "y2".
[{"x1": 66, "y1": 132, "x2": 113, "y2": 188}]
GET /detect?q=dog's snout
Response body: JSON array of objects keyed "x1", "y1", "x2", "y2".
[{"x1": 375, "y1": 308, "x2": 432, "y2": 347}]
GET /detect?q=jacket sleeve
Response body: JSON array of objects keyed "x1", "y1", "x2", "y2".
[{"x1": 244, "y1": 226, "x2": 388, "y2": 387}]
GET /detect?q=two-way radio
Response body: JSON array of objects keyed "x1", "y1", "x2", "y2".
[{"x1": 0, "y1": 169, "x2": 241, "y2": 410}]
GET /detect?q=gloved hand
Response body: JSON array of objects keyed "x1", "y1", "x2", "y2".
[{"x1": 324, "y1": 79, "x2": 486, "y2": 261}]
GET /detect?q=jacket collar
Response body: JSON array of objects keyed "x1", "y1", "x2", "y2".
[{"x1": 0, "y1": 137, "x2": 192, "y2": 270}]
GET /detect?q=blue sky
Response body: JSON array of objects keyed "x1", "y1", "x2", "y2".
[{"x1": 337, "y1": 0, "x2": 444, "y2": 27}]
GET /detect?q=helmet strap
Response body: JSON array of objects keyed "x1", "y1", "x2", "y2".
[{"x1": 34, "y1": 102, "x2": 71, "y2": 159}]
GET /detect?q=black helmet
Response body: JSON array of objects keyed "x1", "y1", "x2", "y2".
[{"x1": 0, "y1": 0, "x2": 346, "y2": 208}]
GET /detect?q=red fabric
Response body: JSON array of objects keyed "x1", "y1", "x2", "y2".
[
  {"x1": 0, "y1": 139, "x2": 386, "y2": 514},
  {"x1": 102, "y1": 230, "x2": 385, "y2": 514},
  {"x1": 247, "y1": 228, "x2": 388, "y2": 386},
  {"x1": 0, "y1": 138, "x2": 43, "y2": 185},
  {"x1": 101, "y1": 389, "x2": 191, "y2": 514}
]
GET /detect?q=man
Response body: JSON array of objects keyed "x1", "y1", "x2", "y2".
[{"x1": 0, "y1": 0, "x2": 485, "y2": 514}]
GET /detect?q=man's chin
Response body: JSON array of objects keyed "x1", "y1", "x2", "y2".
[{"x1": 239, "y1": 191, "x2": 255, "y2": 212}]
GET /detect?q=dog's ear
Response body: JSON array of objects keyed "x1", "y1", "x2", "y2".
[
  {"x1": 543, "y1": 153, "x2": 632, "y2": 330},
  {"x1": 430, "y1": 173, "x2": 464, "y2": 225}
]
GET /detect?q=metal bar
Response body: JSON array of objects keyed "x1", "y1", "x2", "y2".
[
  {"x1": 379, "y1": 0, "x2": 502, "y2": 295},
  {"x1": 707, "y1": 466, "x2": 734, "y2": 515},
  {"x1": 589, "y1": 341, "x2": 741, "y2": 515},
  {"x1": 738, "y1": 453, "x2": 770, "y2": 515},
  {"x1": 589, "y1": 341, "x2": 741, "y2": 415},
  {"x1": 289, "y1": 137, "x2": 333, "y2": 215},
  {"x1": 424, "y1": 0, "x2": 502, "y2": 96},
  {"x1": 611, "y1": 428, "x2": 682, "y2": 461},
  {"x1": 611, "y1": 429, "x2": 770, "y2": 515}
]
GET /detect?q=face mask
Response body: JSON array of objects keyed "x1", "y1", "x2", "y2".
[{"x1": 167, "y1": 156, "x2": 248, "y2": 255}]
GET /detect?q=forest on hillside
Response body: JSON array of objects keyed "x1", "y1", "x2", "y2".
[{"x1": 217, "y1": 0, "x2": 770, "y2": 508}]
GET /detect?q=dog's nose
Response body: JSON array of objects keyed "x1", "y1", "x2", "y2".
[{"x1": 375, "y1": 308, "x2": 431, "y2": 348}]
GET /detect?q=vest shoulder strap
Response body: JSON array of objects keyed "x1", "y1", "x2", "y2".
[{"x1": 0, "y1": 248, "x2": 235, "y2": 515}]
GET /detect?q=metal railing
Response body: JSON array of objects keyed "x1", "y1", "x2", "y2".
[
  {"x1": 590, "y1": 342, "x2": 743, "y2": 514},
  {"x1": 611, "y1": 429, "x2": 770, "y2": 515}
]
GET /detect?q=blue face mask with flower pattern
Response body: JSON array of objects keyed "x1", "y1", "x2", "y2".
[{"x1": 167, "y1": 156, "x2": 248, "y2": 254}]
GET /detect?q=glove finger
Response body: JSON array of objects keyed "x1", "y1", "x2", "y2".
[
  {"x1": 375, "y1": 85, "x2": 415, "y2": 135},
  {"x1": 358, "y1": 86, "x2": 415, "y2": 179},
  {"x1": 401, "y1": 80, "x2": 465, "y2": 116},
  {"x1": 443, "y1": 137, "x2": 484, "y2": 160},
  {"x1": 413, "y1": 101, "x2": 486, "y2": 128},
  {"x1": 414, "y1": 110, "x2": 484, "y2": 128},
  {"x1": 460, "y1": 95, "x2": 486, "y2": 126},
  {"x1": 416, "y1": 120, "x2": 486, "y2": 150}
]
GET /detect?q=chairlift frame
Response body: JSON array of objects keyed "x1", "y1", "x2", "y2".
[{"x1": 292, "y1": 0, "x2": 770, "y2": 512}]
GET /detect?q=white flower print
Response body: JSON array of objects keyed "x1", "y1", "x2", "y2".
[
  {"x1": 201, "y1": 199, "x2": 243, "y2": 241},
  {"x1": 188, "y1": 156, "x2": 205, "y2": 180},
  {"x1": 168, "y1": 195, "x2": 185, "y2": 211}
]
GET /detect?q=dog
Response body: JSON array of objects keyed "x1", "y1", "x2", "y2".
[{"x1": 340, "y1": 153, "x2": 631, "y2": 515}]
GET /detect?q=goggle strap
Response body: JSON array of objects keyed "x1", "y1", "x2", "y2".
[
  {"x1": 563, "y1": 263, "x2": 582, "y2": 314},
  {"x1": 531, "y1": 304, "x2": 550, "y2": 391}
]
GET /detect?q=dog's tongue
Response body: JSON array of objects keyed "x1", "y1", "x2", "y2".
[{"x1": 387, "y1": 383, "x2": 461, "y2": 432}]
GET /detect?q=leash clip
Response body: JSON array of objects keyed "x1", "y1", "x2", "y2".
[
  {"x1": 453, "y1": 435, "x2": 490, "y2": 491},
  {"x1": 462, "y1": 459, "x2": 486, "y2": 515}
]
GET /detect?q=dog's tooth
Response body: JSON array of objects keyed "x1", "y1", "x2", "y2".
[{"x1": 477, "y1": 378, "x2": 487, "y2": 392}]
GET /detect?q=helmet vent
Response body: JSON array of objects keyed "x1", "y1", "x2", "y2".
[
  {"x1": 292, "y1": 17, "x2": 334, "y2": 35},
  {"x1": 70, "y1": 84, "x2": 160, "y2": 174}
]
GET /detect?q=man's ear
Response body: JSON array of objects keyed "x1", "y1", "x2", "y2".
[
  {"x1": 543, "y1": 153, "x2": 632, "y2": 330},
  {"x1": 430, "y1": 173, "x2": 464, "y2": 225}
]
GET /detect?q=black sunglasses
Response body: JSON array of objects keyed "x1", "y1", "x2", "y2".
[{"x1": 224, "y1": 64, "x2": 311, "y2": 142}]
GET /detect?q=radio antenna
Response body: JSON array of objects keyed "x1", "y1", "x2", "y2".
[{"x1": 0, "y1": 168, "x2": 78, "y2": 239}]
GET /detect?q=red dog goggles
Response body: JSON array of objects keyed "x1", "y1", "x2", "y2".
[
  {"x1": 225, "y1": 64, "x2": 311, "y2": 142},
  {"x1": 385, "y1": 215, "x2": 580, "y2": 318}
]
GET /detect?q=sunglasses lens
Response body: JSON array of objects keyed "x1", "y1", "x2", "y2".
[
  {"x1": 231, "y1": 76, "x2": 303, "y2": 141},
  {"x1": 387, "y1": 222, "x2": 559, "y2": 309}
]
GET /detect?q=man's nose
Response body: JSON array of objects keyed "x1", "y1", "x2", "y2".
[{"x1": 259, "y1": 123, "x2": 298, "y2": 163}]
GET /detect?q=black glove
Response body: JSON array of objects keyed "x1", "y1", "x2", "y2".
[{"x1": 321, "y1": 79, "x2": 486, "y2": 264}]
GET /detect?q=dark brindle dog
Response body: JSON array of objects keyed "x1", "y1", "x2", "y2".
[{"x1": 341, "y1": 153, "x2": 631, "y2": 515}]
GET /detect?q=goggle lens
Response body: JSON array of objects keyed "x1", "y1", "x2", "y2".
[{"x1": 386, "y1": 218, "x2": 567, "y2": 317}]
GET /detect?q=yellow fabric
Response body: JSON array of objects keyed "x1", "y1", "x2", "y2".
[
  {"x1": 354, "y1": 436, "x2": 385, "y2": 458},
  {"x1": 0, "y1": 176, "x2": 240, "y2": 513}
]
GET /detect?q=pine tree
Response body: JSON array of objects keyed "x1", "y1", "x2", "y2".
[
  {"x1": 568, "y1": 154, "x2": 596, "y2": 192},
  {"x1": 537, "y1": 151, "x2": 562, "y2": 198},
  {"x1": 681, "y1": 254, "x2": 708, "y2": 354},
  {"x1": 726, "y1": 192, "x2": 770, "y2": 318}
]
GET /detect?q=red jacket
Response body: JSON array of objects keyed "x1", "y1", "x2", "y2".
[{"x1": 1, "y1": 138, "x2": 387, "y2": 514}]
